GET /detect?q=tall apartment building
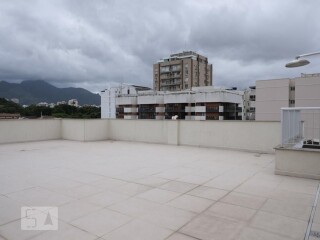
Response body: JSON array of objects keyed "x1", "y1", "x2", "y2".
[
  {"x1": 153, "y1": 51, "x2": 213, "y2": 91},
  {"x1": 255, "y1": 73, "x2": 320, "y2": 121}
]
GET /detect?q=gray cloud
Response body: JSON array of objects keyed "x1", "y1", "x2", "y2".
[{"x1": 0, "y1": 0, "x2": 319, "y2": 92}]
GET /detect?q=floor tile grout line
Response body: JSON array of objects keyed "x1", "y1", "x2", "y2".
[
  {"x1": 304, "y1": 182, "x2": 320, "y2": 240},
  {"x1": 167, "y1": 188, "x2": 228, "y2": 239}
]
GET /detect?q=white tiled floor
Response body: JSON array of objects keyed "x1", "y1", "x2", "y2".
[
  {"x1": 0, "y1": 140, "x2": 319, "y2": 240},
  {"x1": 108, "y1": 197, "x2": 160, "y2": 217},
  {"x1": 167, "y1": 194, "x2": 214, "y2": 213},
  {"x1": 220, "y1": 191, "x2": 267, "y2": 210},
  {"x1": 139, "y1": 204, "x2": 196, "y2": 231},
  {"x1": 137, "y1": 188, "x2": 181, "y2": 204},
  {"x1": 102, "y1": 219, "x2": 173, "y2": 240},
  {"x1": 188, "y1": 185, "x2": 229, "y2": 201},
  {"x1": 54, "y1": 199, "x2": 103, "y2": 222},
  {"x1": 70, "y1": 208, "x2": 131, "y2": 237},
  {"x1": 250, "y1": 211, "x2": 308, "y2": 239}
]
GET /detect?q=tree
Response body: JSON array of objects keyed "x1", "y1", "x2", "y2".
[{"x1": 0, "y1": 98, "x2": 23, "y2": 114}]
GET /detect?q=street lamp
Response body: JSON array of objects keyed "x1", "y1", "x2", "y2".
[{"x1": 285, "y1": 51, "x2": 320, "y2": 68}]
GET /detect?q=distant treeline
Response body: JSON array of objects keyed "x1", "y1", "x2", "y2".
[{"x1": 0, "y1": 98, "x2": 100, "y2": 119}]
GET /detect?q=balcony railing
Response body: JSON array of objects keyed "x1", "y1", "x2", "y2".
[
  {"x1": 161, "y1": 81, "x2": 181, "y2": 86},
  {"x1": 165, "y1": 108, "x2": 185, "y2": 113},
  {"x1": 281, "y1": 107, "x2": 320, "y2": 148},
  {"x1": 224, "y1": 107, "x2": 242, "y2": 113},
  {"x1": 160, "y1": 74, "x2": 181, "y2": 79},
  {"x1": 206, "y1": 108, "x2": 219, "y2": 113}
]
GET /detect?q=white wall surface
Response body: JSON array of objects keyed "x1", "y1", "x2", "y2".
[
  {"x1": 61, "y1": 119, "x2": 85, "y2": 141},
  {"x1": 0, "y1": 119, "x2": 61, "y2": 144},
  {"x1": 62, "y1": 119, "x2": 108, "y2": 141},
  {"x1": 83, "y1": 120, "x2": 109, "y2": 141},
  {"x1": 164, "y1": 93, "x2": 192, "y2": 104},
  {"x1": 195, "y1": 91, "x2": 243, "y2": 104},
  {"x1": 167, "y1": 121, "x2": 179, "y2": 145},
  {"x1": 179, "y1": 120, "x2": 281, "y2": 152},
  {"x1": 275, "y1": 148, "x2": 320, "y2": 179},
  {"x1": 295, "y1": 76, "x2": 320, "y2": 107},
  {"x1": 101, "y1": 89, "x2": 117, "y2": 119},
  {"x1": 116, "y1": 96, "x2": 137, "y2": 105},
  {"x1": 108, "y1": 120, "x2": 280, "y2": 152},
  {"x1": 256, "y1": 79, "x2": 290, "y2": 121},
  {"x1": 0, "y1": 119, "x2": 280, "y2": 153},
  {"x1": 138, "y1": 95, "x2": 164, "y2": 104},
  {"x1": 108, "y1": 119, "x2": 168, "y2": 144}
]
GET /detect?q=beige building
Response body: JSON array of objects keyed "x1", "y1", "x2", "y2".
[
  {"x1": 295, "y1": 73, "x2": 320, "y2": 107},
  {"x1": 256, "y1": 73, "x2": 320, "y2": 121},
  {"x1": 153, "y1": 51, "x2": 213, "y2": 91}
]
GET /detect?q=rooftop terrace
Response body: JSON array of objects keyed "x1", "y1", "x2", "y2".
[{"x1": 0, "y1": 139, "x2": 319, "y2": 240}]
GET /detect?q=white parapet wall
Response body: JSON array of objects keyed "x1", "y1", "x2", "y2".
[
  {"x1": 108, "y1": 119, "x2": 168, "y2": 144},
  {"x1": 179, "y1": 120, "x2": 281, "y2": 152},
  {"x1": 0, "y1": 119, "x2": 62, "y2": 144},
  {"x1": 107, "y1": 119, "x2": 280, "y2": 153},
  {"x1": 275, "y1": 147, "x2": 320, "y2": 179},
  {"x1": 0, "y1": 119, "x2": 281, "y2": 153},
  {"x1": 62, "y1": 119, "x2": 108, "y2": 141}
]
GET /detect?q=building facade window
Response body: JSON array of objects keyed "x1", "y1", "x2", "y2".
[
  {"x1": 185, "y1": 64, "x2": 189, "y2": 76},
  {"x1": 171, "y1": 65, "x2": 180, "y2": 71},
  {"x1": 160, "y1": 66, "x2": 170, "y2": 72}
]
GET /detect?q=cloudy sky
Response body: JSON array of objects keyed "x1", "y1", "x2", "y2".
[{"x1": 0, "y1": 0, "x2": 319, "y2": 92}]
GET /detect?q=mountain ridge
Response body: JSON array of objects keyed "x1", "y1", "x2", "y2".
[{"x1": 0, "y1": 80, "x2": 100, "y2": 105}]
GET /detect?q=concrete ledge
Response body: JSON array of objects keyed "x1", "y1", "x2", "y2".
[
  {"x1": 179, "y1": 120, "x2": 280, "y2": 153},
  {"x1": 62, "y1": 119, "x2": 109, "y2": 141},
  {"x1": 108, "y1": 119, "x2": 168, "y2": 144},
  {"x1": 275, "y1": 146, "x2": 320, "y2": 180},
  {"x1": 0, "y1": 119, "x2": 281, "y2": 153},
  {"x1": 0, "y1": 119, "x2": 61, "y2": 144}
]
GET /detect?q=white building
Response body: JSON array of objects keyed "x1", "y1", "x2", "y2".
[
  {"x1": 37, "y1": 102, "x2": 49, "y2": 107},
  {"x1": 101, "y1": 84, "x2": 151, "y2": 119},
  {"x1": 243, "y1": 86, "x2": 256, "y2": 120},
  {"x1": 68, "y1": 99, "x2": 79, "y2": 107},
  {"x1": 10, "y1": 98, "x2": 19, "y2": 104},
  {"x1": 101, "y1": 85, "x2": 244, "y2": 120},
  {"x1": 49, "y1": 103, "x2": 55, "y2": 108},
  {"x1": 57, "y1": 101, "x2": 67, "y2": 105}
]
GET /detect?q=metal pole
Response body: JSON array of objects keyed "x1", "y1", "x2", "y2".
[
  {"x1": 281, "y1": 109, "x2": 284, "y2": 145},
  {"x1": 297, "y1": 51, "x2": 320, "y2": 59}
]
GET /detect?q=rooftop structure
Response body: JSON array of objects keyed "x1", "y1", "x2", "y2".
[{"x1": 153, "y1": 51, "x2": 213, "y2": 91}]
